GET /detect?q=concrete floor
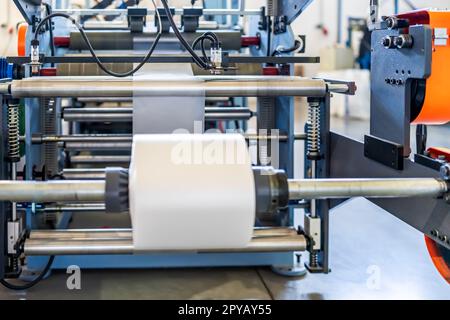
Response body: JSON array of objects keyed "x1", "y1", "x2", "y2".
[{"x1": 1, "y1": 116, "x2": 449, "y2": 299}]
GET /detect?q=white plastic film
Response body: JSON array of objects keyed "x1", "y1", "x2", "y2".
[{"x1": 132, "y1": 64, "x2": 205, "y2": 134}]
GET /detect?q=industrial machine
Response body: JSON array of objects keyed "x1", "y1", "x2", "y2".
[{"x1": 0, "y1": 0, "x2": 449, "y2": 291}]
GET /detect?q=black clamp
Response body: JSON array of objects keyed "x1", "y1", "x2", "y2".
[
  {"x1": 182, "y1": 7, "x2": 203, "y2": 32},
  {"x1": 439, "y1": 164, "x2": 450, "y2": 204},
  {"x1": 258, "y1": 6, "x2": 267, "y2": 31},
  {"x1": 105, "y1": 167, "x2": 130, "y2": 214},
  {"x1": 156, "y1": 7, "x2": 175, "y2": 33},
  {"x1": 128, "y1": 7, "x2": 147, "y2": 33},
  {"x1": 274, "y1": 16, "x2": 287, "y2": 34}
]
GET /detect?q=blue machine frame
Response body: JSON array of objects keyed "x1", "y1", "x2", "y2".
[{"x1": 13, "y1": 0, "x2": 311, "y2": 274}]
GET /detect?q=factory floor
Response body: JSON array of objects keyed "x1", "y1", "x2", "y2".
[{"x1": 1, "y1": 116, "x2": 450, "y2": 300}]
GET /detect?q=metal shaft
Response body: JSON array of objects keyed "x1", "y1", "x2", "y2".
[
  {"x1": 6, "y1": 76, "x2": 327, "y2": 98},
  {"x1": 0, "y1": 181, "x2": 105, "y2": 202},
  {"x1": 0, "y1": 177, "x2": 444, "y2": 204},
  {"x1": 53, "y1": 8, "x2": 263, "y2": 17},
  {"x1": 24, "y1": 228, "x2": 307, "y2": 255},
  {"x1": 70, "y1": 155, "x2": 131, "y2": 165},
  {"x1": 30, "y1": 134, "x2": 294, "y2": 148},
  {"x1": 62, "y1": 107, "x2": 254, "y2": 122},
  {"x1": 62, "y1": 169, "x2": 107, "y2": 180},
  {"x1": 288, "y1": 178, "x2": 448, "y2": 200},
  {"x1": 38, "y1": 203, "x2": 106, "y2": 213}
]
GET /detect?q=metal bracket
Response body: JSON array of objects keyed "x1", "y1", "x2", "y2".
[
  {"x1": 182, "y1": 7, "x2": 202, "y2": 33},
  {"x1": 156, "y1": 7, "x2": 175, "y2": 33},
  {"x1": 434, "y1": 28, "x2": 449, "y2": 46},
  {"x1": 364, "y1": 135, "x2": 404, "y2": 170},
  {"x1": 304, "y1": 215, "x2": 321, "y2": 251},
  {"x1": 7, "y1": 221, "x2": 21, "y2": 254},
  {"x1": 274, "y1": 16, "x2": 287, "y2": 34},
  {"x1": 273, "y1": 0, "x2": 314, "y2": 24},
  {"x1": 128, "y1": 7, "x2": 147, "y2": 33}
]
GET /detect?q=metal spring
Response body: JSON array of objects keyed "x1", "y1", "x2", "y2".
[
  {"x1": 310, "y1": 252, "x2": 319, "y2": 268},
  {"x1": 307, "y1": 102, "x2": 321, "y2": 154},
  {"x1": 7, "y1": 102, "x2": 20, "y2": 161},
  {"x1": 12, "y1": 256, "x2": 19, "y2": 273},
  {"x1": 41, "y1": 98, "x2": 58, "y2": 176}
]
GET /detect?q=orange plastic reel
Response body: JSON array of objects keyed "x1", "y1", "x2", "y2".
[{"x1": 17, "y1": 23, "x2": 28, "y2": 57}]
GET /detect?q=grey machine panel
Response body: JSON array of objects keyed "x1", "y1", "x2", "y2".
[
  {"x1": 330, "y1": 132, "x2": 450, "y2": 250},
  {"x1": 370, "y1": 25, "x2": 432, "y2": 156},
  {"x1": 13, "y1": 0, "x2": 41, "y2": 25},
  {"x1": 269, "y1": 0, "x2": 314, "y2": 24}
]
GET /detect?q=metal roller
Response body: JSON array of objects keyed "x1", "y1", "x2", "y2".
[
  {"x1": 0, "y1": 180, "x2": 105, "y2": 202},
  {"x1": 69, "y1": 30, "x2": 243, "y2": 51},
  {"x1": 62, "y1": 107, "x2": 254, "y2": 122},
  {"x1": 70, "y1": 155, "x2": 131, "y2": 165},
  {"x1": 24, "y1": 228, "x2": 307, "y2": 255},
  {"x1": 53, "y1": 8, "x2": 263, "y2": 17},
  {"x1": 62, "y1": 169, "x2": 107, "y2": 180},
  {"x1": 3, "y1": 76, "x2": 328, "y2": 98},
  {"x1": 0, "y1": 177, "x2": 445, "y2": 204}
]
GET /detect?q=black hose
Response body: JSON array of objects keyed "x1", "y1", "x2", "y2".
[{"x1": 0, "y1": 256, "x2": 55, "y2": 290}]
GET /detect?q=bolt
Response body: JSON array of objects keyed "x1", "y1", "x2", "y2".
[
  {"x1": 431, "y1": 229, "x2": 439, "y2": 237},
  {"x1": 439, "y1": 235, "x2": 447, "y2": 243},
  {"x1": 382, "y1": 36, "x2": 392, "y2": 48},
  {"x1": 440, "y1": 164, "x2": 450, "y2": 180},
  {"x1": 445, "y1": 193, "x2": 450, "y2": 204}
]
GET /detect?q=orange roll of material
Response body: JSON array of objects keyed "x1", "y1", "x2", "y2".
[
  {"x1": 17, "y1": 23, "x2": 28, "y2": 57},
  {"x1": 424, "y1": 236, "x2": 450, "y2": 284},
  {"x1": 411, "y1": 11, "x2": 450, "y2": 125}
]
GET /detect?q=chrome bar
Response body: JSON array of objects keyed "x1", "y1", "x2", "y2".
[
  {"x1": 70, "y1": 155, "x2": 131, "y2": 165},
  {"x1": 38, "y1": 203, "x2": 106, "y2": 213},
  {"x1": 62, "y1": 169, "x2": 107, "y2": 180},
  {"x1": 8, "y1": 77, "x2": 328, "y2": 98},
  {"x1": 288, "y1": 178, "x2": 448, "y2": 200},
  {"x1": 30, "y1": 134, "x2": 292, "y2": 146},
  {"x1": 0, "y1": 181, "x2": 105, "y2": 202},
  {"x1": 62, "y1": 107, "x2": 254, "y2": 122},
  {"x1": 327, "y1": 83, "x2": 352, "y2": 94},
  {"x1": 25, "y1": 228, "x2": 307, "y2": 255},
  {"x1": 53, "y1": 8, "x2": 263, "y2": 17}
]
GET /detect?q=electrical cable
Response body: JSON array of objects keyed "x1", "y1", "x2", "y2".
[
  {"x1": 0, "y1": 256, "x2": 54, "y2": 290},
  {"x1": 192, "y1": 34, "x2": 216, "y2": 61},
  {"x1": 266, "y1": 16, "x2": 272, "y2": 57},
  {"x1": 160, "y1": 0, "x2": 212, "y2": 69},
  {"x1": 272, "y1": 40, "x2": 302, "y2": 56},
  {"x1": 33, "y1": 0, "x2": 162, "y2": 77},
  {"x1": 43, "y1": 2, "x2": 55, "y2": 67}
]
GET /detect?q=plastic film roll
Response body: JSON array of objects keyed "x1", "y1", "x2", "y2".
[{"x1": 129, "y1": 134, "x2": 255, "y2": 251}]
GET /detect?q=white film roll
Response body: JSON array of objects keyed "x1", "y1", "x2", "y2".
[{"x1": 129, "y1": 134, "x2": 255, "y2": 251}]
